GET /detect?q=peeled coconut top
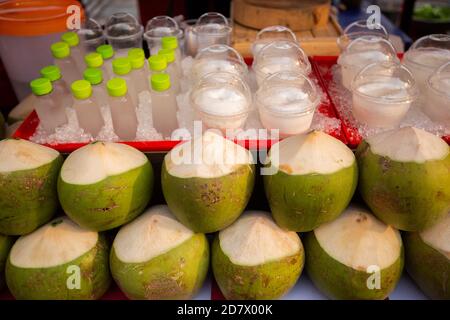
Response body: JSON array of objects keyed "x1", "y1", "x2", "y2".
[
  {"x1": 60, "y1": 142, "x2": 148, "y2": 185},
  {"x1": 366, "y1": 127, "x2": 449, "y2": 163},
  {"x1": 7, "y1": 94, "x2": 35, "y2": 122},
  {"x1": 0, "y1": 139, "x2": 60, "y2": 173},
  {"x1": 314, "y1": 205, "x2": 402, "y2": 271},
  {"x1": 219, "y1": 211, "x2": 301, "y2": 266},
  {"x1": 113, "y1": 205, "x2": 194, "y2": 263},
  {"x1": 420, "y1": 213, "x2": 450, "y2": 259},
  {"x1": 165, "y1": 131, "x2": 253, "y2": 178},
  {"x1": 9, "y1": 217, "x2": 98, "y2": 268},
  {"x1": 268, "y1": 131, "x2": 355, "y2": 175}
]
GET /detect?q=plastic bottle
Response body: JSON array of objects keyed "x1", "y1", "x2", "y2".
[
  {"x1": 51, "y1": 41, "x2": 82, "y2": 87},
  {"x1": 150, "y1": 73, "x2": 178, "y2": 138},
  {"x1": 96, "y1": 44, "x2": 115, "y2": 80},
  {"x1": 30, "y1": 78, "x2": 67, "y2": 133},
  {"x1": 83, "y1": 68, "x2": 109, "y2": 107},
  {"x1": 112, "y1": 57, "x2": 138, "y2": 107},
  {"x1": 40, "y1": 65, "x2": 71, "y2": 109},
  {"x1": 71, "y1": 80, "x2": 105, "y2": 137},
  {"x1": 84, "y1": 52, "x2": 109, "y2": 80},
  {"x1": 158, "y1": 48, "x2": 180, "y2": 94},
  {"x1": 128, "y1": 48, "x2": 149, "y2": 95},
  {"x1": 61, "y1": 31, "x2": 85, "y2": 73},
  {"x1": 107, "y1": 78, "x2": 138, "y2": 140}
]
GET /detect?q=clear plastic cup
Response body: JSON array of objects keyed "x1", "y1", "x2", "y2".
[
  {"x1": 256, "y1": 71, "x2": 319, "y2": 137},
  {"x1": 77, "y1": 18, "x2": 105, "y2": 52},
  {"x1": 403, "y1": 34, "x2": 450, "y2": 92},
  {"x1": 192, "y1": 12, "x2": 232, "y2": 53},
  {"x1": 144, "y1": 16, "x2": 183, "y2": 56},
  {"x1": 337, "y1": 19, "x2": 389, "y2": 51},
  {"x1": 425, "y1": 62, "x2": 450, "y2": 126},
  {"x1": 190, "y1": 44, "x2": 248, "y2": 83},
  {"x1": 180, "y1": 19, "x2": 198, "y2": 57},
  {"x1": 251, "y1": 25, "x2": 297, "y2": 58},
  {"x1": 337, "y1": 36, "x2": 398, "y2": 90},
  {"x1": 252, "y1": 40, "x2": 311, "y2": 87},
  {"x1": 105, "y1": 12, "x2": 143, "y2": 56},
  {"x1": 351, "y1": 61, "x2": 419, "y2": 128},
  {"x1": 190, "y1": 72, "x2": 252, "y2": 131}
]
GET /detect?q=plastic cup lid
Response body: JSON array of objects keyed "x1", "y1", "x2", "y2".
[
  {"x1": 107, "y1": 78, "x2": 127, "y2": 97},
  {"x1": 40, "y1": 65, "x2": 61, "y2": 82},
  {"x1": 71, "y1": 80, "x2": 92, "y2": 99},
  {"x1": 30, "y1": 78, "x2": 52, "y2": 96}
]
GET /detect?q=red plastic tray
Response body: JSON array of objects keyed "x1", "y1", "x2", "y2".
[
  {"x1": 12, "y1": 58, "x2": 345, "y2": 153},
  {"x1": 311, "y1": 55, "x2": 450, "y2": 148}
]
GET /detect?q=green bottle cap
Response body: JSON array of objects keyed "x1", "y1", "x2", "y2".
[
  {"x1": 129, "y1": 54, "x2": 145, "y2": 69},
  {"x1": 151, "y1": 73, "x2": 171, "y2": 91},
  {"x1": 30, "y1": 78, "x2": 52, "y2": 96},
  {"x1": 158, "y1": 48, "x2": 175, "y2": 63},
  {"x1": 61, "y1": 32, "x2": 80, "y2": 47},
  {"x1": 107, "y1": 78, "x2": 128, "y2": 97},
  {"x1": 84, "y1": 52, "x2": 103, "y2": 68},
  {"x1": 96, "y1": 44, "x2": 114, "y2": 59},
  {"x1": 128, "y1": 48, "x2": 145, "y2": 59},
  {"x1": 83, "y1": 68, "x2": 103, "y2": 85},
  {"x1": 71, "y1": 80, "x2": 92, "y2": 99},
  {"x1": 40, "y1": 65, "x2": 62, "y2": 82},
  {"x1": 112, "y1": 57, "x2": 132, "y2": 75},
  {"x1": 51, "y1": 42, "x2": 70, "y2": 59},
  {"x1": 161, "y1": 36, "x2": 178, "y2": 50},
  {"x1": 148, "y1": 55, "x2": 167, "y2": 71}
]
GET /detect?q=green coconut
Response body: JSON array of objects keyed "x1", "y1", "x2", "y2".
[
  {"x1": 264, "y1": 131, "x2": 358, "y2": 232},
  {"x1": 0, "y1": 234, "x2": 14, "y2": 291},
  {"x1": 7, "y1": 94, "x2": 35, "y2": 124},
  {"x1": 356, "y1": 126, "x2": 450, "y2": 231},
  {"x1": 0, "y1": 138, "x2": 63, "y2": 235},
  {"x1": 161, "y1": 131, "x2": 255, "y2": 233},
  {"x1": 212, "y1": 211, "x2": 304, "y2": 300},
  {"x1": 110, "y1": 205, "x2": 209, "y2": 300},
  {"x1": 57, "y1": 142, "x2": 153, "y2": 231},
  {"x1": 404, "y1": 213, "x2": 450, "y2": 299},
  {"x1": 6, "y1": 216, "x2": 111, "y2": 299},
  {"x1": 305, "y1": 205, "x2": 404, "y2": 300}
]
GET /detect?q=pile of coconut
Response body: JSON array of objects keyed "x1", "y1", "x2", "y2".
[{"x1": 0, "y1": 126, "x2": 449, "y2": 300}]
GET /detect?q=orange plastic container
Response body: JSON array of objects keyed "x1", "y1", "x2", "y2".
[{"x1": 0, "y1": 0, "x2": 84, "y2": 100}]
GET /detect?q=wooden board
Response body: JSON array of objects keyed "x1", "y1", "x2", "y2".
[
  {"x1": 232, "y1": 14, "x2": 342, "y2": 57},
  {"x1": 232, "y1": 0, "x2": 331, "y2": 31}
]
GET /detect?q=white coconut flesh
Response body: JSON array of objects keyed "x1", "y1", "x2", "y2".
[
  {"x1": 9, "y1": 217, "x2": 98, "y2": 268},
  {"x1": 219, "y1": 211, "x2": 301, "y2": 267},
  {"x1": 420, "y1": 213, "x2": 450, "y2": 259},
  {"x1": 314, "y1": 206, "x2": 402, "y2": 271},
  {"x1": 0, "y1": 139, "x2": 59, "y2": 173},
  {"x1": 165, "y1": 131, "x2": 253, "y2": 179},
  {"x1": 268, "y1": 131, "x2": 355, "y2": 175},
  {"x1": 113, "y1": 205, "x2": 194, "y2": 263},
  {"x1": 60, "y1": 142, "x2": 148, "y2": 185},
  {"x1": 366, "y1": 127, "x2": 449, "y2": 163},
  {"x1": 8, "y1": 94, "x2": 35, "y2": 122}
]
